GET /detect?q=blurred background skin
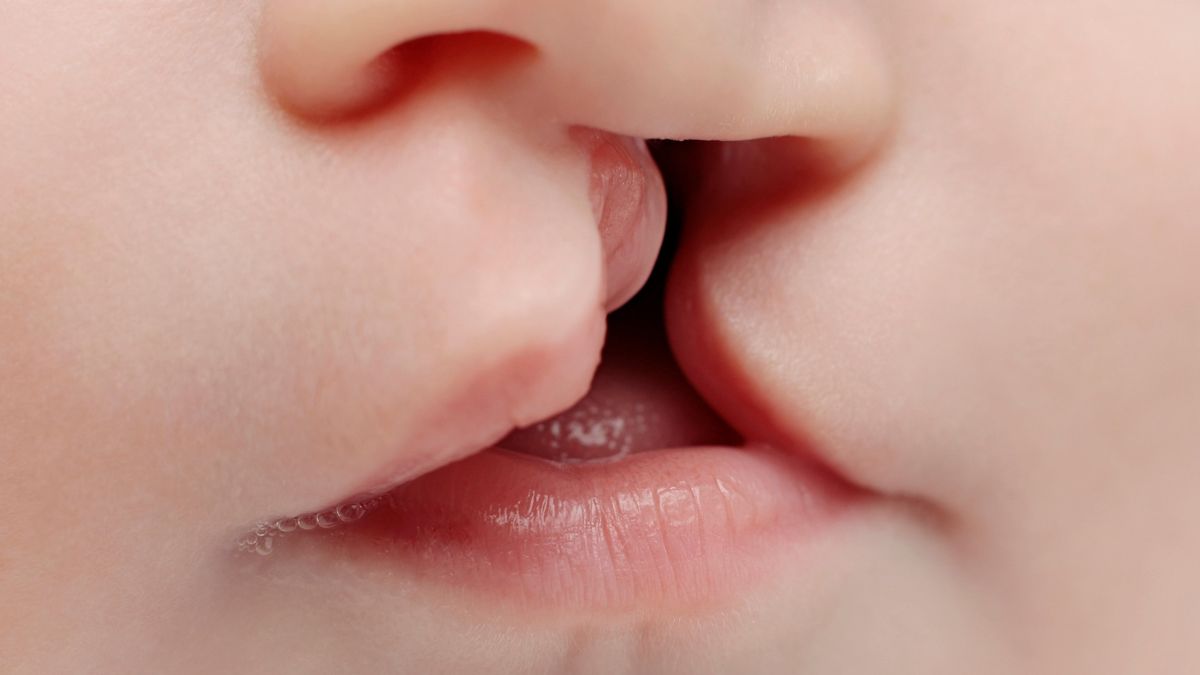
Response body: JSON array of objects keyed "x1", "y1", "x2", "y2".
[{"x1": 2, "y1": 1, "x2": 1199, "y2": 672}]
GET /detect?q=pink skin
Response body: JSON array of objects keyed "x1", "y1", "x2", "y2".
[{"x1": 3, "y1": 1, "x2": 1200, "y2": 674}]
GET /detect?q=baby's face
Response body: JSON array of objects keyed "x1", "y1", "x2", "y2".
[{"x1": 3, "y1": 2, "x2": 1198, "y2": 672}]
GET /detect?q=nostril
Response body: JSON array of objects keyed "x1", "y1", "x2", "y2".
[
  {"x1": 396, "y1": 30, "x2": 537, "y2": 78},
  {"x1": 271, "y1": 30, "x2": 538, "y2": 124}
]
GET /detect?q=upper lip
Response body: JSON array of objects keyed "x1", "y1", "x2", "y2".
[
  {"x1": 340, "y1": 305, "x2": 609, "y2": 503},
  {"x1": 263, "y1": 135, "x2": 860, "y2": 528},
  {"x1": 271, "y1": 132, "x2": 664, "y2": 517},
  {"x1": 659, "y1": 137, "x2": 895, "y2": 504}
]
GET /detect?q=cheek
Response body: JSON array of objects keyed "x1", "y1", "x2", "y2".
[
  {"x1": 676, "y1": 1, "x2": 1200, "y2": 513},
  {"x1": 0, "y1": 3, "x2": 609, "y2": 541},
  {"x1": 4, "y1": 119, "x2": 604, "y2": 518}
]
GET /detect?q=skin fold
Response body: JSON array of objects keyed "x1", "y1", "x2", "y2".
[{"x1": 2, "y1": 1, "x2": 1199, "y2": 673}]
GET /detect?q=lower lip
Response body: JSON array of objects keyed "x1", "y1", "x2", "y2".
[{"x1": 297, "y1": 443, "x2": 852, "y2": 611}]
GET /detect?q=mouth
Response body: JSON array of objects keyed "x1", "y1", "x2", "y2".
[{"x1": 234, "y1": 134, "x2": 868, "y2": 613}]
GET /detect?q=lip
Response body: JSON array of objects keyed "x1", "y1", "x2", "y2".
[
  {"x1": 267, "y1": 444, "x2": 852, "y2": 611},
  {"x1": 235, "y1": 134, "x2": 872, "y2": 613},
  {"x1": 294, "y1": 129, "x2": 667, "y2": 510}
]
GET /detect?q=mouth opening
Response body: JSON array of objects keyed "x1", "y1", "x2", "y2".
[{"x1": 498, "y1": 140, "x2": 741, "y2": 464}]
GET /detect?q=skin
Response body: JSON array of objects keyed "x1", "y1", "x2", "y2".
[{"x1": 2, "y1": 1, "x2": 1198, "y2": 672}]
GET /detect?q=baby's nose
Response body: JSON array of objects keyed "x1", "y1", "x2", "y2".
[
  {"x1": 257, "y1": 0, "x2": 893, "y2": 157},
  {"x1": 241, "y1": 0, "x2": 898, "y2": 512}
]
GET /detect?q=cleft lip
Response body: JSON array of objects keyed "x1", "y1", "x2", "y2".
[
  {"x1": 496, "y1": 226, "x2": 741, "y2": 464},
  {"x1": 236, "y1": 129, "x2": 670, "y2": 531},
  {"x1": 344, "y1": 128, "x2": 669, "y2": 494},
  {"x1": 231, "y1": 133, "x2": 886, "y2": 617},
  {"x1": 235, "y1": 132, "x2": 873, "y2": 567}
]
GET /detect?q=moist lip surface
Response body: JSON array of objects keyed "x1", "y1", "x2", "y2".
[
  {"x1": 343, "y1": 444, "x2": 846, "y2": 610},
  {"x1": 246, "y1": 138, "x2": 861, "y2": 612}
]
